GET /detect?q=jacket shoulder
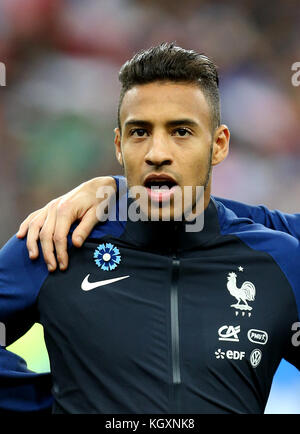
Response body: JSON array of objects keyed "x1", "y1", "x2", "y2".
[
  {"x1": 214, "y1": 199, "x2": 299, "y2": 250},
  {"x1": 214, "y1": 199, "x2": 300, "y2": 318}
]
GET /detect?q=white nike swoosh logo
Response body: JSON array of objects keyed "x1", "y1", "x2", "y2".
[{"x1": 81, "y1": 274, "x2": 130, "y2": 291}]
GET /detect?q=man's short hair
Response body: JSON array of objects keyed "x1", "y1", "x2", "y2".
[{"x1": 117, "y1": 42, "x2": 220, "y2": 132}]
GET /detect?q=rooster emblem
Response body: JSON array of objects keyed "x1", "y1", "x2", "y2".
[{"x1": 227, "y1": 272, "x2": 256, "y2": 314}]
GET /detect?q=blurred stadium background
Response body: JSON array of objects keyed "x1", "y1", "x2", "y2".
[{"x1": 0, "y1": 0, "x2": 299, "y2": 414}]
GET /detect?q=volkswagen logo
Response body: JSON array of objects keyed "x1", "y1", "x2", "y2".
[{"x1": 250, "y1": 349, "x2": 262, "y2": 368}]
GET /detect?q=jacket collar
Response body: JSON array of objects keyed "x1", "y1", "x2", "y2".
[{"x1": 118, "y1": 195, "x2": 221, "y2": 253}]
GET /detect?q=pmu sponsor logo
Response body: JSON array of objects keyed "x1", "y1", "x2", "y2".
[
  {"x1": 218, "y1": 325, "x2": 240, "y2": 342},
  {"x1": 247, "y1": 329, "x2": 268, "y2": 345}
]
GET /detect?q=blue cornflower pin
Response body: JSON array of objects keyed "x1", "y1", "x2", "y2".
[{"x1": 93, "y1": 243, "x2": 121, "y2": 271}]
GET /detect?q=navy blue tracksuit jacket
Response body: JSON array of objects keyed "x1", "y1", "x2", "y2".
[{"x1": 0, "y1": 177, "x2": 299, "y2": 413}]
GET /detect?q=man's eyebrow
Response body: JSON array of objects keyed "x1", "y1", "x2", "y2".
[
  {"x1": 124, "y1": 120, "x2": 152, "y2": 129},
  {"x1": 166, "y1": 119, "x2": 199, "y2": 128},
  {"x1": 124, "y1": 119, "x2": 199, "y2": 129}
]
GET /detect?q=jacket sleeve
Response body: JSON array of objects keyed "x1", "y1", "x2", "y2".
[
  {"x1": 214, "y1": 196, "x2": 300, "y2": 240},
  {"x1": 0, "y1": 235, "x2": 53, "y2": 412},
  {"x1": 0, "y1": 349, "x2": 53, "y2": 413}
]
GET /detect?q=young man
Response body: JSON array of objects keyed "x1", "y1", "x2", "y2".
[{"x1": 1, "y1": 43, "x2": 299, "y2": 414}]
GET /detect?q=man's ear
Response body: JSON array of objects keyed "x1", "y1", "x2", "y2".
[
  {"x1": 114, "y1": 127, "x2": 124, "y2": 167},
  {"x1": 211, "y1": 125, "x2": 230, "y2": 167}
]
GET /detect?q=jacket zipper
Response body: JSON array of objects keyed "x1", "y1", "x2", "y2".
[
  {"x1": 170, "y1": 248, "x2": 181, "y2": 414},
  {"x1": 170, "y1": 254, "x2": 181, "y2": 385}
]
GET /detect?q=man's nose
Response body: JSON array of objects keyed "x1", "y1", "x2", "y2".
[{"x1": 144, "y1": 134, "x2": 173, "y2": 167}]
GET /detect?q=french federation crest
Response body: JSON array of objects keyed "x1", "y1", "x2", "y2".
[
  {"x1": 94, "y1": 243, "x2": 121, "y2": 271},
  {"x1": 227, "y1": 270, "x2": 256, "y2": 317}
]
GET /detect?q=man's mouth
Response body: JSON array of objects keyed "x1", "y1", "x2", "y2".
[{"x1": 143, "y1": 175, "x2": 180, "y2": 203}]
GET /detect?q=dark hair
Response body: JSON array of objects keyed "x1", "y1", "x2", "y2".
[{"x1": 117, "y1": 42, "x2": 220, "y2": 132}]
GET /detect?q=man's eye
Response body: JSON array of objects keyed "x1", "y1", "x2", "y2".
[
  {"x1": 131, "y1": 128, "x2": 148, "y2": 137},
  {"x1": 173, "y1": 128, "x2": 191, "y2": 137}
]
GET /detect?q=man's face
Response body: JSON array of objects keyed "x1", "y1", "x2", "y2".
[{"x1": 115, "y1": 81, "x2": 229, "y2": 220}]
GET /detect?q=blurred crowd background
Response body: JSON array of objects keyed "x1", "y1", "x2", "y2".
[{"x1": 0, "y1": 0, "x2": 299, "y2": 414}]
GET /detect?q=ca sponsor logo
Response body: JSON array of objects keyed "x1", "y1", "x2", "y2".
[
  {"x1": 247, "y1": 329, "x2": 268, "y2": 345},
  {"x1": 218, "y1": 325, "x2": 240, "y2": 342},
  {"x1": 250, "y1": 349, "x2": 262, "y2": 368},
  {"x1": 215, "y1": 348, "x2": 245, "y2": 361}
]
